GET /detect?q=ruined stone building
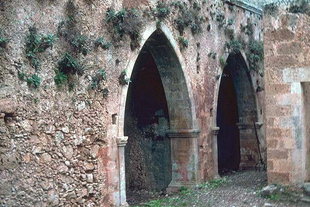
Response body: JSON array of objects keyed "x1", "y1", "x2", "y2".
[{"x1": 0, "y1": 0, "x2": 309, "y2": 206}]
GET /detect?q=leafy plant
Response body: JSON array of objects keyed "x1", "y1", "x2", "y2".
[
  {"x1": 18, "y1": 71, "x2": 27, "y2": 81},
  {"x1": 246, "y1": 40, "x2": 264, "y2": 71},
  {"x1": 224, "y1": 28, "x2": 234, "y2": 40},
  {"x1": 54, "y1": 70, "x2": 68, "y2": 86},
  {"x1": 119, "y1": 70, "x2": 130, "y2": 85},
  {"x1": 220, "y1": 56, "x2": 226, "y2": 68},
  {"x1": 26, "y1": 74, "x2": 41, "y2": 88},
  {"x1": 106, "y1": 8, "x2": 143, "y2": 50},
  {"x1": 102, "y1": 87, "x2": 109, "y2": 98},
  {"x1": 216, "y1": 12, "x2": 225, "y2": 28},
  {"x1": 0, "y1": 35, "x2": 9, "y2": 48},
  {"x1": 288, "y1": 0, "x2": 310, "y2": 15},
  {"x1": 90, "y1": 69, "x2": 107, "y2": 89},
  {"x1": 25, "y1": 27, "x2": 57, "y2": 70},
  {"x1": 178, "y1": 36, "x2": 189, "y2": 50},
  {"x1": 57, "y1": 52, "x2": 84, "y2": 75},
  {"x1": 174, "y1": 2, "x2": 204, "y2": 35},
  {"x1": 264, "y1": 3, "x2": 278, "y2": 16},
  {"x1": 225, "y1": 39, "x2": 244, "y2": 54},
  {"x1": 208, "y1": 52, "x2": 217, "y2": 59},
  {"x1": 154, "y1": 2, "x2": 170, "y2": 20},
  {"x1": 70, "y1": 34, "x2": 89, "y2": 55},
  {"x1": 241, "y1": 20, "x2": 254, "y2": 36},
  {"x1": 95, "y1": 37, "x2": 112, "y2": 50}
]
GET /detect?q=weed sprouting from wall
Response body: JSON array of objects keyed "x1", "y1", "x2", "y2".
[
  {"x1": 208, "y1": 52, "x2": 217, "y2": 59},
  {"x1": 119, "y1": 70, "x2": 130, "y2": 85},
  {"x1": 26, "y1": 74, "x2": 41, "y2": 88},
  {"x1": 173, "y1": 1, "x2": 205, "y2": 35},
  {"x1": 241, "y1": 20, "x2": 254, "y2": 36},
  {"x1": 95, "y1": 37, "x2": 112, "y2": 50},
  {"x1": 264, "y1": 3, "x2": 278, "y2": 16},
  {"x1": 178, "y1": 36, "x2": 189, "y2": 50},
  {"x1": 54, "y1": 53, "x2": 84, "y2": 89},
  {"x1": 216, "y1": 12, "x2": 226, "y2": 28},
  {"x1": 25, "y1": 27, "x2": 57, "y2": 70},
  {"x1": 0, "y1": 30, "x2": 9, "y2": 50},
  {"x1": 90, "y1": 69, "x2": 107, "y2": 89},
  {"x1": 246, "y1": 40, "x2": 264, "y2": 72},
  {"x1": 18, "y1": 71, "x2": 41, "y2": 89},
  {"x1": 288, "y1": 0, "x2": 310, "y2": 15},
  {"x1": 225, "y1": 38, "x2": 244, "y2": 55},
  {"x1": 154, "y1": 2, "x2": 170, "y2": 20},
  {"x1": 70, "y1": 35, "x2": 89, "y2": 56},
  {"x1": 106, "y1": 8, "x2": 143, "y2": 50}
]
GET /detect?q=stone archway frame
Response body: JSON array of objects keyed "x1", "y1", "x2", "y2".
[
  {"x1": 211, "y1": 51, "x2": 263, "y2": 174},
  {"x1": 117, "y1": 23, "x2": 200, "y2": 206}
]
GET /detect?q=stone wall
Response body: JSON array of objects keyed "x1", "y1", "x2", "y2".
[
  {"x1": 264, "y1": 9, "x2": 310, "y2": 184},
  {"x1": 0, "y1": 0, "x2": 264, "y2": 206}
]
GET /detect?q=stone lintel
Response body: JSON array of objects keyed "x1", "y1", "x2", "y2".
[{"x1": 166, "y1": 129, "x2": 200, "y2": 138}]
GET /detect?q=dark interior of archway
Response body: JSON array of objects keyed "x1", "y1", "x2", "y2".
[
  {"x1": 124, "y1": 49, "x2": 171, "y2": 204},
  {"x1": 217, "y1": 57, "x2": 240, "y2": 175}
]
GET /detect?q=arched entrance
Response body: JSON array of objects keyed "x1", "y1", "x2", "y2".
[
  {"x1": 216, "y1": 52, "x2": 259, "y2": 174},
  {"x1": 124, "y1": 49, "x2": 171, "y2": 203},
  {"x1": 117, "y1": 26, "x2": 200, "y2": 205}
]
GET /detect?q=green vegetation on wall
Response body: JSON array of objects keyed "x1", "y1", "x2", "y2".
[{"x1": 25, "y1": 27, "x2": 57, "y2": 70}]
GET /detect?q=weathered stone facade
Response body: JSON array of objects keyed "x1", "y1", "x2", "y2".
[
  {"x1": 264, "y1": 8, "x2": 310, "y2": 185},
  {"x1": 0, "y1": 0, "x2": 266, "y2": 206}
]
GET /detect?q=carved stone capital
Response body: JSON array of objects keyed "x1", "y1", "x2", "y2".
[
  {"x1": 255, "y1": 122, "x2": 264, "y2": 129},
  {"x1": 212, "y1": 127, "x2": 220, "y2": 135},
  {"x1": 117, "y1": 136, "x2": 128, "y2": 147}
]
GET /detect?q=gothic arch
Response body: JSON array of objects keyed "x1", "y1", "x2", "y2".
[{"x1": 116, "y1": 23, "x2": 200, "y2": 206}]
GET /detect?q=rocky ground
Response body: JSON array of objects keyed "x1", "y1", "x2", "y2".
[{"x1": 129, "y1": 170, "x2": 310, "y2": 207}]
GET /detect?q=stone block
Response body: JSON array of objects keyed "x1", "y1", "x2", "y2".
[{"x1": 268, "y1": 149, "x2": 289, "y2": 159}]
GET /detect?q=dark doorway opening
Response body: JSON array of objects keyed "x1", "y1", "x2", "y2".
[
  {"x1": 217, "y1": 66, "x2": 240, "y2": 174},
  {"x1": 124, "y1": 49, "x2": 171, "y2": 204}
]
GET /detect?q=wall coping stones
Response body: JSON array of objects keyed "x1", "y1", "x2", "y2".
[{"x1": 225, "y1": 0, "x2": 263, "y2": 15}]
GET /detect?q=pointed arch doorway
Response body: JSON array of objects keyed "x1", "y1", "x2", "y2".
[
  {"x1": 216, "y1": 51, "x2": 260, "y2": 175},
  {"x1": 117, "y1": 27, "x2": 200, "y2": 205}
]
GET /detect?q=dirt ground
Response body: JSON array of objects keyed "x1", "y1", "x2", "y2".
[{"x1": 129, "y1": 170, "x2": 310, "y2": 207}]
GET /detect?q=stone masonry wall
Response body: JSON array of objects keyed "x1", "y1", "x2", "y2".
[
  {"x1": 0, "y1": 0, "x2": 264, "y2": 206},
  {"x1": 264, "y1": 9, "x2": 310, "y2": 184}
]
